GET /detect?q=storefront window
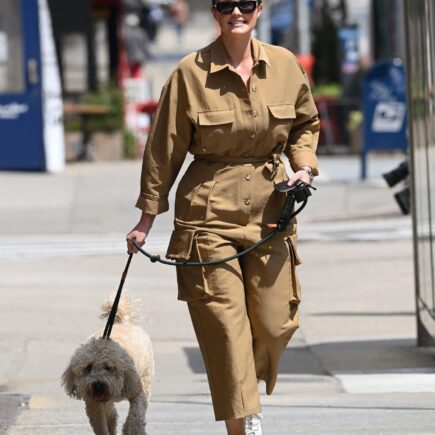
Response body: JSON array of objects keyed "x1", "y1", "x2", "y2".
[
  {"x1": 61, "y1": 33, "x2": 88, "y2": 93},
  {"x1": 0, "y1": 0, "x2": 24, "y2": 93}
]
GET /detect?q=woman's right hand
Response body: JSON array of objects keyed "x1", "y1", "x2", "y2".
[{"x1": 126, "y1": 213, "x2": 156, "y2": 254}]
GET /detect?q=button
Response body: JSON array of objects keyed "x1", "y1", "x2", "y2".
[
  {"x1": 245, "y1": 174, "x2": 252, "y2": 181},
  {"x1": 252, "y1": 110, "x2": 258, "y2": 117},
  {"x1": 249, "y1": 133, "x2": 256, "y2": 139},
  {"x1": 244, "y1": 199, "x2": 251, "y2": 205},
  {"x1": 251, "y1": 85, "x2": 257, "y2": 92}
]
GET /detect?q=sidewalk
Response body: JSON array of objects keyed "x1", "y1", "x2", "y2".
[
  {"x1": 2, "y1": 11, "x2": 434, "y2": 434},
  {"x1": 1, "y1": 155, "x2": 434, "y2": 434}
]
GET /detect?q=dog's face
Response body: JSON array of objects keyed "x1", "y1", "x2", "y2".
[{"x1": 62, "y1": 338, "x2": 141, "y2": 402}]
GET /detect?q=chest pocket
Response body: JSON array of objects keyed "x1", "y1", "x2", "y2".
[
  {"x1": 268, "y1": 103, "x2": 296, "y2": 143},
  {"x1": 198, "y1": 109, "x2": 235, "y2": 153}
]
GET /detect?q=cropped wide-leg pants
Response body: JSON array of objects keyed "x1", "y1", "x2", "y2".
[
  {"x1": 175, "y1": 229, "x2": 301, "y2": 421},
  {"x1": 165, "y1": 158, "x2": 303, "y2": 420}
]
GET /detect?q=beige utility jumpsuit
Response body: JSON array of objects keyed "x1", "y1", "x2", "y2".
[{"x1": 136, "y1": 37, "x2": 320, "y2": 421}]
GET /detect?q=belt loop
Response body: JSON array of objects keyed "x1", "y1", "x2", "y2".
[
  {"x1": 273, "y1": 154, "x2": 280, "y2": 171},
  {"x1": 266, "y1": 153, "x2": 281, "y2": 177}
]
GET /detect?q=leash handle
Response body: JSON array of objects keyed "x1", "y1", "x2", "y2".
[{"x1": 103, "y1": 252, "x2": 133, "y2": 339}]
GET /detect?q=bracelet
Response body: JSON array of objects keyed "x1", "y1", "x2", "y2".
[{"x1": 298, "y1": 166, "x2": 313, "y2": 183}]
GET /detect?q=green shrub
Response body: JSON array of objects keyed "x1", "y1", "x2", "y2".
[
  {"x1": 123, "y1": 127, "x2": 136, "y2": 159},
  {"x1": 312, "y1": 83, "x2": 342, "y2": 98},
  {"x1": 64, "y1": 83, "x2": 124, "y2": 133}
]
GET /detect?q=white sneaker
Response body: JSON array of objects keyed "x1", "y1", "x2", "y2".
[{"x1": 244, "y1": 413, "x2": 263, "y2": 435}]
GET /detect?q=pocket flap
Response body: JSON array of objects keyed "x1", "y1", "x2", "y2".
[
  {"x1": 198, "y1": 109, "x2": 235, "y2": 126},
  {"x1": 286, "y1": 234, "x2": 302, "y2": 266},
  {"x1": 166, "y1": 229, "x2": 196, "y2": 261},
  {"x1": 268, "y1": 104, "x2": 296, "y2": 120}
]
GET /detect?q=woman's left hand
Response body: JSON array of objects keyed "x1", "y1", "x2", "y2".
[{"x1": 287, "y1": 169, "x2": 312, "y2": 187}]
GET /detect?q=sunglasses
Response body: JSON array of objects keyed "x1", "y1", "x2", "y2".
[{"x1": 213, "y1": 1, "x2": 261, "y2": 15}]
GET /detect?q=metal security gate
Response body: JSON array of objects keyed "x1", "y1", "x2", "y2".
[{"x1": 405, "y1": 0, "x2": 435, "y2": 345}]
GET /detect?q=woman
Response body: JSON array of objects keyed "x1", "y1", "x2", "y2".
[{"x1": 127, "y1": 1, "x2": 319, "y2": 434}]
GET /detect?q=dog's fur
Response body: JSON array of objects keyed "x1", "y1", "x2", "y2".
[{"x1": 62, "y1": 297, "x2": 154, "y2": 435}]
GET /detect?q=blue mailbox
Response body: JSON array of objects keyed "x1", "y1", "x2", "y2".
[{"x1": 361, "y1": 59, "x2": 408, "y2": 179}]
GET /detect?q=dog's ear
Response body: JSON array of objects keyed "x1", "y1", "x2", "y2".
[
  {"x1": 123, "y1": 367, "x2": 142, "y2": 399},
  {"x1": 61, "y1": 364, "x2": 81, "y2": 399}
]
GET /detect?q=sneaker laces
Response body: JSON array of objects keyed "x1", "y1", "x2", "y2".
[{"x1": 244, "y1": 413, "x2": 263, "y2": 435}]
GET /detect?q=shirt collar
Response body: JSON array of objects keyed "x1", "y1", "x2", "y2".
[
  {"x1": 209, "y1": 36, "x2": 270, "y2": 74},
  {"x1": 251, "y1": 37, "x2": 270, "y2": 68}
]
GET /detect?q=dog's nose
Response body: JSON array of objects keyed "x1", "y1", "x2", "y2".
[{"x1": 92, "y1": 381, "x2": 105, "y2": 394}]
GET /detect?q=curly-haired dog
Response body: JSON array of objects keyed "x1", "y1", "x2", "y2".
[{"x1": 62, "y1": 297, "x2": 154, "y2": 435}]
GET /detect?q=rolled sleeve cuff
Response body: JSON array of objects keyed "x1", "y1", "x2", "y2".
[
  {"x1": 289, "y1": 151, "x2": 319, "y2": 176},
  {"x1": 135, "y1": 192, "x2": 169, "y2": 215}
]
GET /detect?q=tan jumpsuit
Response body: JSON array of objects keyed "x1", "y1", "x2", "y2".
[{"x1": 136, "y1": 37, "x2": 320, "y2": 421}]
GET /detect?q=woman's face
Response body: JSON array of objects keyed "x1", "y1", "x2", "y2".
[{"x1": 212, "y1": 1, "x2": 263, "y2": 36}]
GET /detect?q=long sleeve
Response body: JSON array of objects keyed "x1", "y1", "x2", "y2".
[
  {"x1": 285, "y1": 73, "x2": 320, "y2": 176},
  {"x1": 135, "y1": 68, "x2": 193, "y2": 214}
]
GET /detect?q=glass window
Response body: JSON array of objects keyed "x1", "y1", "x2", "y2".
[
  {"x1": 0, "y1": 0, "x2": 24, "y2": 93},
  {"x1": 62, "y1": 33, "x2": 88, "y2": 93},
  {"x1": 95, "y1": 19, "x2": 110, "y2": 86}
]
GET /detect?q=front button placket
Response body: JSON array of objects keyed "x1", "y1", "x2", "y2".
[
  {"x1": 240, "y1": 77, "x2": 257, "y2": 150},
  {"x1": 240, "y1": 166, "x2": 253, "y2": 225},
  {"x1": 248, "y1": 73, "x2": 261, "y2": 153}
]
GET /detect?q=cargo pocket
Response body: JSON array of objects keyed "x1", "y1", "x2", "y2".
[
  {"x1": 268, "y1": 103, "x2": 296, "y2": 144},
  {"x1": 166, "y1": 229, "x2": 211, "y2": 301},
  {"x1": 198, "y1": 109, "x2": 235, "y2": 153},
  {"x1": 166, "y1": 229, "x2": 196, "y2": 261},
  {"x1": 268, "y1": 103, "x2": 296, "y2": 120},
  {"x1": 285, "y1": 233, "x2": 302, "y2": 305}
]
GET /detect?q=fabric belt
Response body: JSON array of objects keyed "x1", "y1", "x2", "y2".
[
  {"x1": 194, "y1": 154, "x2": 270, "y2": 164},
  {"x1": 194, "y1": 153, "x2": 283, "y2": 175}
]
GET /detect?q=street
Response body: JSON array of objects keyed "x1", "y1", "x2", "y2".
[
  {"x1": 1, "y1": 10, "x2": 435, "y2": 435},
  {"x1": 1, "y1": 156, "x2": 435, "y2": 434}
]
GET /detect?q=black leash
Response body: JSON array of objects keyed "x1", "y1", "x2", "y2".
[
  {"x1": 103, "y1": 252, "x2": 133, "y2": 339},
  {"x1": 132, "y1": 181, "x2": 316, "y2": 267},
  {"x1": 103, "y1": 181, "x2": 316, "y2": 337},
  {"x1": 132, "y1": 228, "x2": 279, "y2": 267}
]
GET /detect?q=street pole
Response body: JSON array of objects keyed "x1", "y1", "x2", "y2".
[
  {"x1": 257, "y1": 0, "x2": 271, "y2": 43},
  {"x1": 297, "y1": 0, "x2": 311, "y2": 55}
]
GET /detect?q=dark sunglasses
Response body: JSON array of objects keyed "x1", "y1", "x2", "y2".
[{"x1": 213, "y1": 1, "x2": 261, "y2": 15}]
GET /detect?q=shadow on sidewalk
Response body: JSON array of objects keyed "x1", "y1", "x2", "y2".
[{"x1": 183, "y1": 338, "x2": 435, "y2": 375}]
